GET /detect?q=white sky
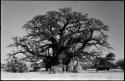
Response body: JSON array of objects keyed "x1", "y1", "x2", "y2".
[{"x1": 1, "y1": 1, "x2": 124, "y2": 63}]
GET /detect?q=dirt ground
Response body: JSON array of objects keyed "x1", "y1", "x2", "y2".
[{"x1": 1, "y1": 69, "x2": 124, "y2": 80}]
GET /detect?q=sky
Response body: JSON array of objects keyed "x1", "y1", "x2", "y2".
[{"x1": 1, "y1": 1, "x2": 124, "y2": 63}]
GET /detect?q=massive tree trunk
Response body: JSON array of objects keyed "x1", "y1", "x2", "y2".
[
  {"x1": 44, "y1": 55, "x2": 59, "y2": 71},
  {"x1": 44, "y1": 48, "x2": 71, "y2": 71}
]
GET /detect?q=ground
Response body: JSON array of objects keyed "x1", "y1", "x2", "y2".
[{"x1": 1, "y1": 68, "x2": 124, "y2": 80}]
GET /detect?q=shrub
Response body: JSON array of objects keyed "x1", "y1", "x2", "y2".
[
  {"x1": 116, "y1": 59, "x2": 124, "y2": 70},
  {"x1": 5, "y1": 58, "x2": 28, "y2": 73},
  {"x1": 80, "y1": 62, "x2": 92, "y2": 70},
  {"x1": 1, "y1": 63, "x2": 6, "y2": 69}
]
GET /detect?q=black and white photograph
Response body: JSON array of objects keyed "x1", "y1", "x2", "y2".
[{"x1": 1, "y1": 1, "x2": 124, "y2": 80}]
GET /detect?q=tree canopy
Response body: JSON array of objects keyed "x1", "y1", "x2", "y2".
[{"x1": 8, "y1": 7, "x2": 112, "y2": 67}]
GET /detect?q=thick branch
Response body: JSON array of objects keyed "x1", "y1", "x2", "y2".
[
  {"x1": 60, "y1": 18, "x2": 71, "y2": 33},
  {"x1": 58, "y1": 18, "x2": 71, "y2": 47},
  {"x1": 21, "y1": 44, "x2": 34, "y2": 54},
  {"x1": 74, "y1": 30, "x2": 94, "y2": 53},
  {"x1": 39, "y1": 44, "x2": 52, "y2": 49}
]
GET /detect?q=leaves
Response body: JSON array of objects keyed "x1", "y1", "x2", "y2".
[{"x1": 8, "y1": 7, "x2": 112, "y2": 64}]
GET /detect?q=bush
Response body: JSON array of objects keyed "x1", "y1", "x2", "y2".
[
  {"x1": 116, "y1": 59, "x2": 124, "y2": 70},
  {"x1": 80, "y1": 62, "x2": 92, "y2": 70},
  {"x1": 1, "y1": 63, "x2": 6, "y2": 69},
  {"x1": 5, "y1": 58, "x2": 28, "y2": 73}
]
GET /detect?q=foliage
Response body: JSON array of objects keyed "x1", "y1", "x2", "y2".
[
  {"x1": 8, "y1": 7, "x2": 112, "y2": 71},
  {"x1": 80, "y1": 61, "x2": 92, "y2": 70},
  {"x1": 116, "y1": 59, "x2": 124, "y2": 70},
  {"x1": 93, "y1": 56, "x2": 115, "y2": 69},
  {"x1": 5, "y1": 56, "x2": 28, "y2": 73},
  {"x1": 1, "y1": 63, "x2": 6, "y2": 69},
  {"x1": 105, "y1": 52, "x2": 115, "y2": 60}
]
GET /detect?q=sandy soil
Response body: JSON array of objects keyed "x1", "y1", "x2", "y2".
[{"x1": 1, "y1": 69, "x2": 124, "y2": 80}]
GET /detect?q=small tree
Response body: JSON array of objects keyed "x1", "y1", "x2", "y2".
[
  {"x1": 116, "y1": 59, "x2": 124, "y2": 70},
  {"x1": 92, "y1": 54, "x2": 115, "y2": 70},
  {"x1": 105, "y1": 52, "x2": 115, "y2": 60}
]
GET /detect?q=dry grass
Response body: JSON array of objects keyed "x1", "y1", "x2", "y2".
[{"x1": 1, "y1": 68, "x2": 124, "y2": 80}]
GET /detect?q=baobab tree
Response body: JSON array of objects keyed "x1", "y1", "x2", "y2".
[{"x1": 8, "y1": 8, "x2": 112, "y2": 71}]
